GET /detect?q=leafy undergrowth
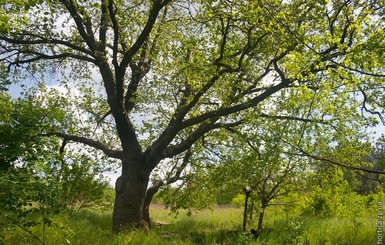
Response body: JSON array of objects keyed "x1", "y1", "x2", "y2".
[{"x1": 0, "y1": 205, "x2": 382, "y2": 244}]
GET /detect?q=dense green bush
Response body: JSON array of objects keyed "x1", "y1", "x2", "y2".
[{"x1": 0, "y1": 92, "x2": 111, "y2": 244}]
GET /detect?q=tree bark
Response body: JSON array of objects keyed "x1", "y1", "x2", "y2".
[
  {"x1": 249, "y1": 200, "x2": 254, "y2": 221},
  {"x1": 142, "y1": 180, "x2": 164, "y2": 228},
  {"x1": 242, "y1": 187, "x2": 252, "y2": 232},
  {"x1": 112, "y1": 172, "x2": 149, "y2": 233},
  {"x1": 257, "y1": 204, "x2": 266, "y2": 231}
]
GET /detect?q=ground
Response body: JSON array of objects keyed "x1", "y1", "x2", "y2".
[{"x1": 0, "y1": 204, "x2": 381, "y2": 244}]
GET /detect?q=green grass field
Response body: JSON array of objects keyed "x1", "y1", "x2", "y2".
[{"x1": 0, "y1": 204, "x2": 382, "y2": 244}]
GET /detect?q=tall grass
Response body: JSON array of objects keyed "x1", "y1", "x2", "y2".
[{"x1": 1, "y1": 204, "x2": 382, "y2": 244}]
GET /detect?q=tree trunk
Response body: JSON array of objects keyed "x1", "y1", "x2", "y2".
[
  {"x1": 249, "y1": 200, "x2": 254, "y2": 221},
  {"x1": 112, "y1": 173, "x2": 149, "y2": 233},
  {"x1": 257, "y1": 205, "x2": 266, "y2": 231},
  {"x1": 142, "y1": 180, "x2": 163, "y2": 228},
  {"x1": 242, "y1": 188, "x2": 252, "y2": 232}
]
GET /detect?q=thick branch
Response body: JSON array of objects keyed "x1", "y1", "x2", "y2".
[
  {"x1": 166, "y1": 148, "x2": 193, "y2": 185},
  {"x1": 151, "y1": 123, "x2": 216, "y2": 167},
  {"x1": 99, "y1": 0, "x2": 109, "y2": 51},
  {"x1": 143, "y1": 147, "x2": 192, "y2": 225},
  {"x1": 213, "y1": 16, "x2": 230, "y2": 65},
  {"x1": 60, "y1": 0, "x2": 97, "y2": 51},
  {"x1": 158, "y1": 120, "x2": 243, "y2": 164},
  {"x1": 148, "y1": 72, "x2": 224, "y2": 159},
  {"x1": 108, "y1": 0, "x2": 119, "y2": 69},
  {"x1": 148, "y1": 26, "x2": 295, "y2": 161},
  {"x1": 146, "y1": 147, "x2": 192, "y2": 198},
  {"x1": 42, "y1": 132, "x2": 123, "y2": 160},
  {"x1": 124, "y1": 4, "x2": 167, "y2": 113},
  {"x1": 119, "y1": 0, "x2": 171, "y2": 69},
  {"x1": 0, "y1": 34, "x2": 95, "y2": 58},
  {"x1": 125, "y1": 62, "x2": 149, "y2": 112},
  {"x1": 149, "y1": 65, "x2": 289, "y2": 164},
  {"x1": 8, "y1": 52, "x2": 95, "y2": 69},
  {"x1": 326, "y1": 1, "x2": 346, "y2": 36},
  {"x1": 181, "y1": 78, "x2": 291, "y2": 130},
  {"x1": 177, "y1": 45, "x2": 296, "y2": 130}
]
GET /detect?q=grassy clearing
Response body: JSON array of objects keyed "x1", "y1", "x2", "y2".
[{"x1": 0, "y1": 204, "x2": 382, "y2": 244}]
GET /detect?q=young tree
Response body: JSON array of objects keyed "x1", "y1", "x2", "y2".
[
  {"x1": 0, "y1": 90, "x2": 111, "y2": 243},
  {"x1": 1, "y1": 0, "x2": 385, "y2": 231},
  {"x1": 207, "y1": 121, "x2": 306, "y2": 232}
]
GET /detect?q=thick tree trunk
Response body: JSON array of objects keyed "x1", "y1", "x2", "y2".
[{"x1": 112, "y1": 173, "x2": 149, "y2": 233}]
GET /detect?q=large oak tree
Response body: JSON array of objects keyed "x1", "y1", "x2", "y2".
[{"x1": 1, "y1": 0, "x2": 385, "y2": 231}]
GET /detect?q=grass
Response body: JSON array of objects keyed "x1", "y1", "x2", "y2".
[{"x1": 0, "y1": 204, "x2": 383, "y2": 244}]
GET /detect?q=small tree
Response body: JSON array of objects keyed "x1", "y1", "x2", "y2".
[{"x1": 208, "y1": 120, "x2": 307, "y2": 232}]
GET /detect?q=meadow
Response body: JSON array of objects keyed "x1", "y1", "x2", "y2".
[{"x1": 1, "y1": 203, "x2": 382, "y2": 245}]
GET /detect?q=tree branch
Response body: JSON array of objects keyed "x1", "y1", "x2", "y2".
[
  {"x1": 355, "y1": 170, "x2": 385, "y2": 183},
  {"x1": 8, "y1": 52, "x2": 96, "y2": 69},
  {"x1": 119, "y1": 0, "x2": 171, "y2": 69},
  {"x1": 148, "y1": 71, "x2": 224, "y2": 160},
  {"x1": 4, "y1": 215, "x2": 45, "y2": 245},
  {"x1": 41, "y1": 132, "x2": 123, "y2": 160},
  {"x1": 259, "y1": 113, "x2": 340, "y2": 132},
  {"x1": 359, "y1": 88, "x2": 385, "y2": 125},
  {"x1": 296, "y1": 145, "x2": 385, "y2": 175},
  {"x1": 99, "y1": 0, "x2": 109, "y2": 52},
  {"x1": 125, "y1": 59, "x2": 150, "y2": 112},
  {"x1": 165, "y1": 147, "x2": 193, "y2": 185},
  {"x1": 59, "y1": 0, "x2": 97, "y2": 51},
  {"x1": 0, "y1": 34, "x2": 95, "y2": 58},
  {"x1": 143, "y1": 147, "x2": 192, "y2": 225},
  {"x1": 331, "y1": 60, "x2": 385, "y2": 78},
  {"x1": 108, "y1": 0, "x2": 119, "y2": 69},
  {"x1": 157, "y1": 120, "x2": 243, "y2": 164},
  {"x1": 180, "y1": 77, "x2": 291, "y2": 130}
]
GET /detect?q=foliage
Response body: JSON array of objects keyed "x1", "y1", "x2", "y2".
[
  {"x1": 0, "y1": 89, "x2": 63, "y2": 171},
  {"x1": 302, "y1": 166, "x2": 368, "y2": 218},
  {"x1": 157, "y1": 180, "x2": 217, "y2": 216},
  {"x1": 231, "y1": 194, "x2": 247, "y2": 208},
  {"x1": 0, "y1": 92, "x2": 12, "y2": 121},
  {"x1": 153, "y1": 143, "x2": 221, "y2": 214},
  {"x1": 283, "y1": 220, "x2": 306, "y2": 245},
  {"x1": 354, "y1": 136, "x2": 385, "y2": 194},
  {"x1": 0, "y1": 168, "x2": 62, "y2": 244},
  {"x1": 2, "y1": 0, "x2": 385, "y2": 230},
  {"x1": 198, "y1": 119, "x2": 309, "y2": 232},
  {"x1": 0, "y1": 90, "x2": 111, "y2": 243}
]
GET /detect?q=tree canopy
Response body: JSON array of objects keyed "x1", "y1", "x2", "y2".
[{"x1": 1, "y1": 0, "x2": 385, "y2": 231}]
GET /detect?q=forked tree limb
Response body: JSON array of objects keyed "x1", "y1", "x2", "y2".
[{"x1": 143, "y1": 147, "x2": 193, "y2": 225}]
